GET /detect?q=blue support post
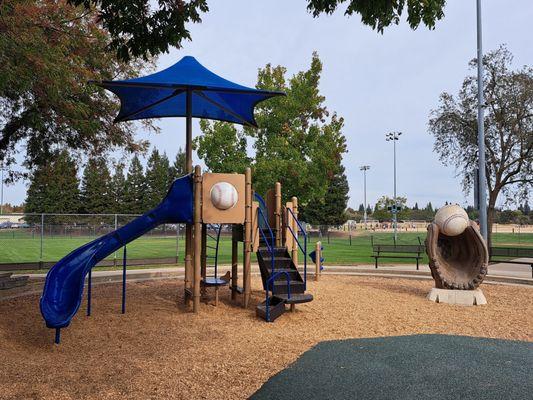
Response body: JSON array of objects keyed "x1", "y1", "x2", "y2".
[
  {"x1": 121, "y1": 245, "x2": 127, "y2": 314},
  {"x1": 54, "y1": 328, "x2": 61, "y2": 344},
  {"x1": 87, "y1": 269, "x2": 92, "y2": 316}
]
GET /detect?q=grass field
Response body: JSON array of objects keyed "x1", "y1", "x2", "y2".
[{"x1": 0, "y1": 230, "x2": 531, "y2": 266}]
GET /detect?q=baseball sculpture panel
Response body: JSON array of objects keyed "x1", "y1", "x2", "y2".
[
  {"x1": 210, "y1": 182, "x2": 238, "y2": 210},
  {"x1": 426, "y1": 206, "x2": 488, "y2": 290},
  {"x1": 201, "y1": 173, "x2": 245, "y2": 224}
]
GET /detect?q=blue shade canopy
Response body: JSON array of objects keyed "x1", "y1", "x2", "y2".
[{"x1": 97, "y1": 56, "x2": 285, "y2": 127}]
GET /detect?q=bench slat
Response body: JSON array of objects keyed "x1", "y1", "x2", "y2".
[
  {"x1": 490, "y1": 246, "x2": 533, "y2": 258},
  {"x1": 372, "y1": 245, "x2": 425, "y2": 254}
]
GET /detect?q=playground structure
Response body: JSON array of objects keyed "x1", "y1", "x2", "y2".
[
  {"x1": 40, "y1": 166, "x2": 314, "y2": 342},
  {"x1": 39, "y1": 56, "x2": 319, "y2": 343}
]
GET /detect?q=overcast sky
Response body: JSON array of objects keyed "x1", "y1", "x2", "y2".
[{"x1": 4, "y1": 0, "x2": 533, "y2": 209}]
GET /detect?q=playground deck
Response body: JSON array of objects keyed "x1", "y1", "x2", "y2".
[{"x1": 0, "y1": 275, "x2": 531, "y2": 399}]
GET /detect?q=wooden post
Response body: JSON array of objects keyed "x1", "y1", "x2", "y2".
[
  {"x1": 243, "y1": 167, "x2": 252, "y2": 308},
  {"x1": 315, "y1": 241, "x2": 321, "y2": 281},
  {"x1": 291, "y1": 196, "x2": 298, "y2": 268},
  {"x1": 201, "y1": 224, "x2": 207, "y2": 300},
  {"x1": 185, "y1": 227, "x2": 193, "y2": 301},
  {"x1": 231, "y1": 234, "x2": 238, "y2": 301},
  {"x1": 275, "y1": 182, "x2": 282, "y2": 247},
  {"x1": 193, "y1": 165, "x2": 202, "y2": 313}
]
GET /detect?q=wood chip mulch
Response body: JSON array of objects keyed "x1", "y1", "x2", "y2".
[{"x1": 0, "y1": 276, "x2": 531, "y2": 400}]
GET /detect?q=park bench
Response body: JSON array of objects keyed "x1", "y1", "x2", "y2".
[
  {"x1": 371, "y1": 242, "x2": 425, "y2": 270},
  {"x1": 0, "y1": 272, "x2": 29, "y2": 290},
  {"x1": 489, "y1": 246, "x2": 533, "y2": 278}
]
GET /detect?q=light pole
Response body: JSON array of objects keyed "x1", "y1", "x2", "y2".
[
  {"x1": 360, "y1": 165, "x2": 370, "y2": 229},
  {"x1": 386, "y1": 131, "x2": 402, "y2": 242},
  {"x1": 476, "y1": 0, "x2": 488, "y2": 241}
]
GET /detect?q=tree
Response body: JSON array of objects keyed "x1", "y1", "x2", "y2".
[
  {"x1": 170, "y1": 148, "x2": 187, "y2": 183},
  {"x1": 524, "y1": 201, "x2": 531, "y2": 216},
  {"x1": 123, "y1": 156, "x2": 147, "y2": 214},
  {"x1": 110, "y1": 164, "x2": 127, "y2": 214},
  {"x1": 372, "y1": 195, "x2": 408, "y2": 221},
  {"x1": 195, "y1": 53, "x2": 348, "y2": 214},
  {"x1": 80, "y1": 158, "x2": 112, "y2": 214},
  {"x1": 145, "y1": 149, "x2": 171, "y2": 209},
  {"x1": 413, "y1": 202, "x2": 419, "y2": 210},
  {"x1": 302, "y1": 164, "x2": 350, "y2": 229},
  {"x1": 68, "y1": 0, "x2": 208, "y2": 61},
  {"x1": 25, "y1": 150, "x2": 81, "y2": 223},
  {"x1": 0, "y1": 0, "x2": 151, "y2": 181},
  {"x1": 307, "y1": 0, "x2": 445, "y2": 32},
  {"x1": 358, "y1": 203, "x2": 365, "y2": 213},
  {"x1": 70, "y1": 1, "x2": 445, "y2": 61},
  {"x1": 465, "y1": 205, "x2": 479, "y2": 221},
  {"x1": 250, "y1": 53, "x2": 348, "y2": 209},
  {"x1": 0, "y1": 203, "x2": 25, "y2": 213},
  {"x1": 345, "y1": 207, "x2": 360, "y2": 220},
  {"x1": 195, "y1": 121, "x2": 251, "y2": 173},
  {"x1": 429, "y1": 46, "x2": 533, "y2": 243}
]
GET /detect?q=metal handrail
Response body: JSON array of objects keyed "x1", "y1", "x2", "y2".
[
  {"x1": 254, "y1": 193, "x2": 269, "y2": 230},
  {"x1": 257, "y1": 208, "x2": 275, "y2": 275},
  {"x1": 265, "y1": 271, "x2": 291, "y2": 322},
  {"x1": 254, "y1": 192, "x2": 268, "y2": 210},
  {"x1": 286, "y1": 207, "x2": 308, "y2": 288}
]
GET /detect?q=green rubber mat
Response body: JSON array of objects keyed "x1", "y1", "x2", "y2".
[{"x1": 251, "y1": 334, "x2": 532, "y2": 400}]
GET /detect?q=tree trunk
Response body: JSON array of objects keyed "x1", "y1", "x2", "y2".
[{"x1": 486, "y1": 190, "x2": 499, "y2": 249}]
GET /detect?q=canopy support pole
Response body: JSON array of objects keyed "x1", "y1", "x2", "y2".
[
  {"x1": 184, "y1": 88, "x2": 193, "y2": 304},
  {"x1": 193, "y1": 166, "x2": 202, "y2": 312}
]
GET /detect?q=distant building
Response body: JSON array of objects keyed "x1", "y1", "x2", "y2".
[{"x1": 0, "y1": 215, "x2": 26, "y2": 224}]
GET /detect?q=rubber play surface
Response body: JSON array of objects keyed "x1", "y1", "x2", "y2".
[{"x1": 252, "y1": 334, "x2": 533, "y2": 400}]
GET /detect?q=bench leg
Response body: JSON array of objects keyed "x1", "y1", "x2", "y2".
[
  {"x1": 416, "y1": 258, "x2": 419, "y2": 271},
  {"x1": 531, "y1": 264, "x2": 532, "y2": 279},
  {"x1": 375, "y1": 258, "x2": 378, "y2": 269}
]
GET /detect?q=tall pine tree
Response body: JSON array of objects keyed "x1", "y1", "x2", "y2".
[
  {"x1": 110, "y1": 164, "x2": 127, "y2": 213},
  {"x1": 123, "y1": 155, "x2": 147, "y2": 214},
  {"x1": 170, "y1": 147, "x2": 187, "y2": 183},
  {"x1": 25, "y1": 150, "x2": 81, "y2": 223},
  {"x1": 80, "y1": 158, "x2": 112, "y2": 214},
  {"x1": 145, "y1": 149, "x2": 171, "y2": 209},
  {"x1": 301, "y1": 163, "x2": 349, "y2": 229}
]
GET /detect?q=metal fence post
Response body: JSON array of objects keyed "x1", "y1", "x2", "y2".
[
  {"x1": 39, "y1": 213, "x2": 44, "y2": 268},
  {"x1": 176, "y1": 224, "x2": 180, "y2": 264},
  {"x1": 113, "y1": 214, "x2": 118, "y2": 267}
]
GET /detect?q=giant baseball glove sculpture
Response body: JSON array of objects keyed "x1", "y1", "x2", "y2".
[{"x1": 426, "y1": 206, "x2": 489, "y2": 290}]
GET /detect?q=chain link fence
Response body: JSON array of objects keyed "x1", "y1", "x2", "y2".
[
  {"x1": 0, "y1": 213, "x2": 184, "y2": 271},
  {"x1": 0, "y1": 214, "x2": 531, "y2": 271}
]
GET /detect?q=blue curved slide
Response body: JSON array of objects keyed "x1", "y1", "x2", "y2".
[{"x1": 40, "y1": 174, "x2": 194, "y2": 331}]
